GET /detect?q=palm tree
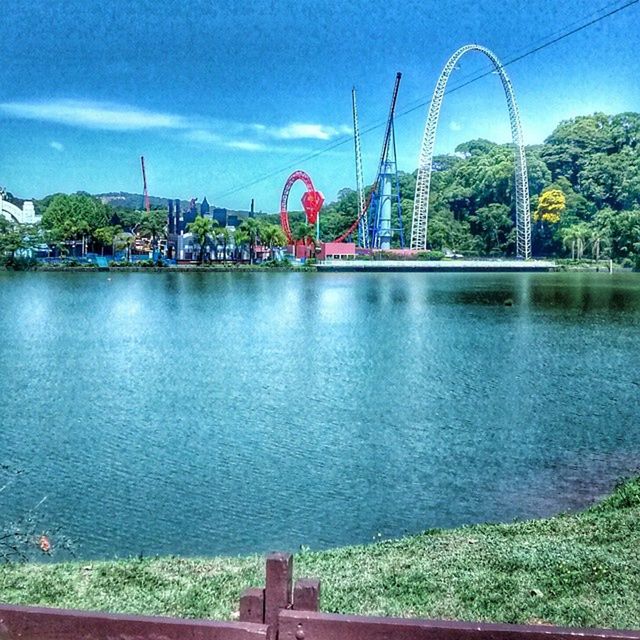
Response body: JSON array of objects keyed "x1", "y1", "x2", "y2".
[
  {"x1": 260, "y1": 224, "x2": 287, "y2": 260},
  {"x1": 187, "y1": 216, "x2": 219, "y2": 263},
  {"x1": 217, "y1": 227, "x2": 231, "y2": 262},
  {"x1": 292, "y1": 221, "x2": 316, "y2": 259},
  {"x1": 233, "y1": 230, "x2": 249, "y2": 262},
  {"x1": 138, "y1": 211, "x2": 167, "y2": 255},
  {"x1": 239, "y1": 218, "x2": 261, "y2": 264},
  {"x1": 574, "y1": 223, "x2": 591, "y2": 260},
  {"x1": 562, "y1": 226, "x2": 581, "y2": 261},
  {"x1": 113, "y1": 231, "x2": 135, "y2": 261}
]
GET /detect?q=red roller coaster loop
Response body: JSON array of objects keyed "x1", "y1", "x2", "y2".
[{"x1": 280, "y1": 170, "x2": 324, "y2": 243}]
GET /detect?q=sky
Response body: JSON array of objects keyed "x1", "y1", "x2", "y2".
[{"x1": 0, "y1": 0, "x2": 639, "y2": 211}]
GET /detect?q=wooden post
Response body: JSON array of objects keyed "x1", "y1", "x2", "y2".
[
  {"x1": 239, "y1": 588, "x2": 265, "y2": 623},
  {"x1": 264, "y1": 552, "x2": 293, "y2": 627},
  {"x1": 293, "y1": 579, "x2": 320, "y2": 612}
]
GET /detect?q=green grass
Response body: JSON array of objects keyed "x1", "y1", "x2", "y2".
[{"x1": 1, "y1": 477, "x2": 639, "y2": 629}]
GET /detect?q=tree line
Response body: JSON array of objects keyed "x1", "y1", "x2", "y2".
[
  {"x1": 2, "y1": 111, "x2": 639, "y2": 267},
  {"x1": 312, "y1": 111, "x2": 640, "y2": 265}
]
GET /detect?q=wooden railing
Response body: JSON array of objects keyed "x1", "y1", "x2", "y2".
[
  {"x1": 0, "y1": 602, "x2": 269, "y2": 640},
  {"x1": 1, "y1": 552, "x2": 639, "y2": 640}
]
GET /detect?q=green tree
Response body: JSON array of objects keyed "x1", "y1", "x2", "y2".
[
  {"x1": 187, "y1": 216, "x2": 218, "y2": 263},
  {"x1": 41, "y1": 194, "x2": 109, "y2": 255},
  {"x1": 0, "y1": 222, "x2": 38, "y2": 266},
  {"x1": 138, "y1": 211, "x2": 167, "y2": 253},
  {"x1": 561, "y1": 223, "x2": 590, "y2": 260},
  {"x1": 238, "y1": 218, "x2": 262, "y2": 264},
  {"x1": 233, "y1": 230, "x2": 249, "y2": 262},
  {"x1": 540, "y1": 113, "x2": 615, "y2": 186},
  {"x1": 93, "y1": 225, "x2": 121, "y2": 256},
  {"x1": 216, "y1": 227, "x2": 231, "y2": 262},
  {"x1": 260, "y1": 223, "x2": 287, "y2": 259},
  {"x1": 469, "y1": 203, "x2": 513, "y2": 255}
]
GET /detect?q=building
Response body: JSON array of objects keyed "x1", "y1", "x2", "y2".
[
  {"x1": 287, "y1": 242, "x2": 356, "y2": 261},
  {"x1": 212, "y1": 207, "x2": 227, "y2": 226},
  {"x1": 318, "y1": 242, "x2": 356, "y2": 260}
]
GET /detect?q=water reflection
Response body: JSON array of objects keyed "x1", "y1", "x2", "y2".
[{"x1": 0, "y1": 271, "x2": 638, "y2": 560}]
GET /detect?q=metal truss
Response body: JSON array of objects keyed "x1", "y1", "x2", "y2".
[
  {"x1": 410, "y1": 44, "x2": 531, "y2": 259},
  {"x1": 352, "y1": 87, "x2": 368, "y2": 248}
]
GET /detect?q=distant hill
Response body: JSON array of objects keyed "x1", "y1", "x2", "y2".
[{"x1": 96, "y1": 192, "x2": 257, "y2": 218}]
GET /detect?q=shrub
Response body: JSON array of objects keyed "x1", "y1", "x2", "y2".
[
  {"x1": 420, "y1": 250, "x2": 445, "y2": 261},
  {"x1": 1, "y1": 255, "x2": 38, "y2": 270}
]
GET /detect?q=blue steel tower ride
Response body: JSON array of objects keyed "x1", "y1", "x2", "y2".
[{"x1": 368, "y1": 72, "x2": 404, "y2": 250}]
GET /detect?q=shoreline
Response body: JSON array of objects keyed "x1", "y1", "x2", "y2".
[
  {"x1": 1, "y1": 476, "x2": 638, "y2": 628},
  {"x1": 2, "y1": 260, "x2": 634, "y2": 274}
]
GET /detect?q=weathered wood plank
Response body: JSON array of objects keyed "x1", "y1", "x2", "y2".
[
  {"x1": 239, "y1": 587, "x2": 265, "y2": 623},
  {"x1": 293, "y1": 579, "x2": 320, "y2": 612},
  {"x1": 264, "y1": 552, "x2": 293, "y2": 627},
  {"x1": 278, "y1": 610, "x2": 640, "y2": 640},
  {"x1": 0, "y1": 603, "x2": 269, "y2": 640}
]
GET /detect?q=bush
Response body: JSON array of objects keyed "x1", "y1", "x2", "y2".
[
  {"x1": 418, "y1": 250, "x2": 444, "y2": 261},
  {"x1": 135, "y1": 259, "x2": 156, "y2": 268},
  {"x1": 1, "y1": 255, "x2": 38, "y2": 270},
  {"x1": 261, "y1": 258, "x2": 292, "y2": 269}
]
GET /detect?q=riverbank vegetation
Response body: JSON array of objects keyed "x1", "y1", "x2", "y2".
[
  {"x1": 274, "y1": 112, "x2": 640, "y2": 267},
  {"x1": 2, "y1": 112, "x2": 640, "y2": 270},
  {"x1": 0, "y1": 476, "x2": 638, "y2": 629}
]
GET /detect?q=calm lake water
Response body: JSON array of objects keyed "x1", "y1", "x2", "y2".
[{"x1": 1, "y1": 271, "x2": 639, "y2": 560}]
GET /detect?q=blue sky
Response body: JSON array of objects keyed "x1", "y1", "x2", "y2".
[{"x1": 1, "y1": 0, "x2": 638, "y2": 211}]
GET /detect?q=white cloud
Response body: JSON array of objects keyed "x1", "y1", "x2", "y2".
[
  {"x1": 225, "y1": 140, "x2": 268, "y2": 152},
  {"x1": 0, "y1": 99, "x2": 188, "y2": 131},
  {"x1": 449, "y1": 120, "x2": 462, "y2": 131},
  {"x1": 1, "y1": 98, "x2": 352, "y2": 155},
  {"x1": 269, "y1": 122, "x2": 352, "y2": 140},
  {"x1": 183, "y1": 129, "x2": 222, "y2": 144}
]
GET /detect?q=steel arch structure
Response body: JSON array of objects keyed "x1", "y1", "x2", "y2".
[
  {"x1": 410, "y1": 44, "x2": 531, "y2": 259},
  {"x1": 280, "y1": 170, "x2": 324, "y2": 244}
]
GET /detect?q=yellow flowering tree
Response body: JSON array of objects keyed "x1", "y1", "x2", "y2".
[{"x1": 534, "y1": 189, "x2": 566, "y2": 225}]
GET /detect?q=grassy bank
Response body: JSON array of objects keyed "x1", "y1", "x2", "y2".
[{"x1": 1, "y1": 477, "x2": 639, "y2": 629}]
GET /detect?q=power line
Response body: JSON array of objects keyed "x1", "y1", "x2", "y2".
[{"x1": 215, "y1": 0, "x2": 638, "y2": 202}]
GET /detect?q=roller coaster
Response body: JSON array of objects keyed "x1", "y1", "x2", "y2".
[{"x1": 278, "y1": 44, "x2": 532, "y2": 259}]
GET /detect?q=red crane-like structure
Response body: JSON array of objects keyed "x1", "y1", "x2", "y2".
[{"x1": 140, "y1": 156, "x2": 150, "y2": 214}]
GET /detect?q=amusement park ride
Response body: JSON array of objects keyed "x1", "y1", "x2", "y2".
[
  {"x1": 136, "y1": 46, "x2": 532, "y2": 260},
  {"x1": 278, "y1": 44, "x2": 533, "y2": 259},
  {"x1": 279, "y1": 73, "x2": 406, "y2": 253}
]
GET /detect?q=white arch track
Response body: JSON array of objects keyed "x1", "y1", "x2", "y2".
[
  {"x1": 0, "y1": 196, "x2": 38, "y2": 225},
  {"x1": 410, "y1": 44, "x2": 531, "y2": 259}
]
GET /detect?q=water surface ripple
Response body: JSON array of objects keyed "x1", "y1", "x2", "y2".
[{"x1": 0, "y1": 271, "x2": 639, "y2": 559}]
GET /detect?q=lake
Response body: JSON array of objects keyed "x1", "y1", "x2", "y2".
[{"x1": 0, "y1": 271, "x2": 639, "y2": 560}]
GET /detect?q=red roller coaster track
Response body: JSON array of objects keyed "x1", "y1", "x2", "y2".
[{"x1": 280, "y1": 170, "x2": 324, "y2": 243}]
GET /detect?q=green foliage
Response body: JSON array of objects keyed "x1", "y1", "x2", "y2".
[
  {"x1": 7, "y1": 111, "x2": 640, "y2": 264},
  {"x1": 0, "y1": 221, "x2": 40, "y2": 268},
  {"x1": 312, "y1": 110, "x2": 640, "y2": 262},
  {"x1": 418, "y1": 250, "x2": 444, "y2": 260},
  {"x1": 187, "y1": 216, "x2": 219, "y2": 263},
  {"x1": 41, "y1": 194, "x2": 110, "y2": 248},
  {"x1": 137, "y1": 211, "x2": 167, "y2": 247},
  {"x1": 260, "y1": 257, "x2": 292, "y2": 269}
]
